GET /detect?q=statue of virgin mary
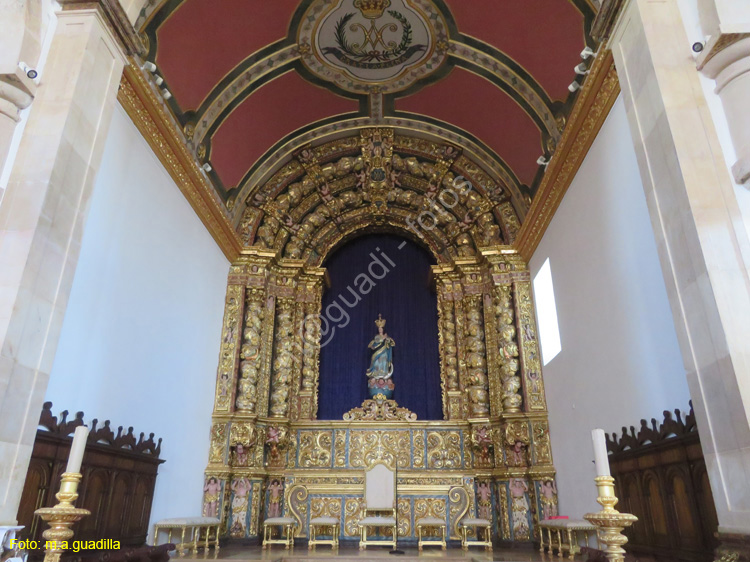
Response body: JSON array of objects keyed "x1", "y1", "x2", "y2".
[{"x1": 366, "y1": 314, "x2": 395, "y2": 399}]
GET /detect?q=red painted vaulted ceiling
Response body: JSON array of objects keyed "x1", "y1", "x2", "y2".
[{"x1": 143, "y1": 0, "x2": 593, "y2": 199}]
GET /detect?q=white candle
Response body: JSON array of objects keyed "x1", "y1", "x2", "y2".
[
  {"x1": 591, "y1": 428, "x2": 611, "y2": 477},
  {"x1": 66, "y1": 426, "x2": 89, "y2": 474}
]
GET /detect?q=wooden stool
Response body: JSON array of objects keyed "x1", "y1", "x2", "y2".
[
  {"x1": 460, "y1": 517, "x2": 492, "y2": 551},
  {"x1": 308, "y1": 517, "x2": 339, "y2": 549},
  {"x1": 262, "y1": 517, "x2": 295, "y2": 549},
  {"x1": 152, "y1": 517, "x2": 220, "y2": 557},
  {"x1": 416, "y1": 517, "x2": 446, "y2": 551}
]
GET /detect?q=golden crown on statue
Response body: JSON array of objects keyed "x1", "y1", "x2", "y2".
[
  {"x1": 354, "y1": 0, "x2": 391, "y2": 19},
  {"x1": 375, "y1": 313, "x2": 386, "y2": 328}
]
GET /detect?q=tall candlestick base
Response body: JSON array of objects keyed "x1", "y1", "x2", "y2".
[
  {"x1": 584, "y1": 476, "x2": 638, "y2": 562},
  {"x1": 35, "y1": 472, "x2": 91, "y2": 562}
]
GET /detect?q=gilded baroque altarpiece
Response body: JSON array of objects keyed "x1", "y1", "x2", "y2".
[{"x1": 203, "y1": 129, "x2": 558, "y2": 544}]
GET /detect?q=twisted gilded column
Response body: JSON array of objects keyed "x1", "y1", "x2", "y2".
[
  {"x1": 463, "y1": 294, "x2": 490, "y2": 418},
  {"x1": 269, "y1": 299, "x2": 294, "y2": 418},
  {"x1": 495, "y1": 284, "x2": 522, "y2": 412},
  {"x1": 236, "y1": 288, "x2": 264, "y2": 413}
]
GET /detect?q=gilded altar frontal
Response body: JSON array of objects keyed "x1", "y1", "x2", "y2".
[{"x1": 203, "y1": 129, "x2": 557, "y2": 544}]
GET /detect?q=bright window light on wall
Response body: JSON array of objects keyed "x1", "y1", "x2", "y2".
[{"x1": 533, "y1": 258, "x2": 562, "y2": 365}]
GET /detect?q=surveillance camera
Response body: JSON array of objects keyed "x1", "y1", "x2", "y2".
[
  {"x1": 692, "y1": 41, "x2": 704, "y2": 53},
  {"x1": 202, "y1": 163, "x2": 212, "y2": 172},
  {"x1": 154, "y1": 75, "x2": 164, "y2": 86},
  {"x1": 580, "y1": 46, "x2": 595, "y2": 59},
  {"x1": 536, "y1": 155, "x2": 549, "y2": 167},
  {"x1": 568, "y1": 81, "x2": 581, "y2": 93},
  {"x1": 160, "y1": 88, "x2": 172, "y2": 100},
  {"x1": 18, "y1": 62, "x2": 38, "y2": 80},
  {"x1": 142, "y1": 61, "x2": 157, "y2": 72}
]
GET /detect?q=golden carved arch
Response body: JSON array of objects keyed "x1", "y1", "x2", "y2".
[{"x1": 239, "y1": 128, "x2": 521, "y2": 266}]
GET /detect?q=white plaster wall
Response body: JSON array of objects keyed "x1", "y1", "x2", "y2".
[
  {"x1": 529, "y1": 97, "x2": 691, "y2": 518},
  {"x1": 45, "y1": 104, "x2": 229, "y2": 527}
]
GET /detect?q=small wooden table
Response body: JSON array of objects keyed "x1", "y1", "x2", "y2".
[
  {"x1": 539, "y1": 519, "x2": 599, "y2": 559},
  {"x1": 152, "y1": 517, "x2": 220, "y2": 557}
]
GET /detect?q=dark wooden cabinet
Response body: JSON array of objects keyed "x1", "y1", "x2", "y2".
[
  {"x1": 17, "y1": 402, "x2": 164, "y2": 548},
  {"x1": 606, "y1": 403, "x2": 718, "y2": 562}
]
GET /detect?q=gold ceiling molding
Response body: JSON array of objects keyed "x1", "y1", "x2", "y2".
[
  {"x1": 117, "y1": 61, "x2": 242, "y2": 261},
  {"x1": 513, "y1": 50, "x2": 620, "y2": 261}
]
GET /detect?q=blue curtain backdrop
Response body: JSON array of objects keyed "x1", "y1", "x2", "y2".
[{"x1": 317, "y1": 234, "x2": 442, "y2": 420}]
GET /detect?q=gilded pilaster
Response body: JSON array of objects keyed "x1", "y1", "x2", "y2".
[
  {"x1": 214, "y1": 285, "x2": 244, "y2": 413},
  {"x1": 256, "y1": 296, "x2": 276, "y2": 417},
  {"x1": 249, "y1": 479, "x2": 263, "y2": 536},
  {"x1": 297, "y1": 271, "x2": 324, "y2": 420},
  {"x1": 453, "y1": 289, "x2": 469, "y2": 419},
  {"x1": 289, "y1": 297, "x2": 306, "y2": 422},
  {"x1": 514, "y1": 280, "x2": 547, "y2": 411}
]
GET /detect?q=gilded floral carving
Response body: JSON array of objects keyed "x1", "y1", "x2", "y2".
[
  {"x1": 209, "y1": 423, "x2": 227, "y2": 464},
  {"x1": 413, "y1": 430, "x2": 426, "y2": 469},
  {"x1": 343, "y1": 398, "x2": 417, "y2": 421},
  {"x1": 349, "y1": 430, "x2": 411, "y2": 469},
  {"x1": 532, "y1": 420, "x2": 552, "y2": 465},
  {"x1": 344, "y1": 498, "x2": 364, "y2": 536},
  {"x1": 415, "y1": 497, "x2": 447, "y2": 538},
  {"x1": 498, "y1": 201, "x2": 521, "y2": 243},
  {"x1": 427, "y1": 431, "x2": 462, "y2": 469},
  {"x1": 334, "y1": 429, "x2": 347, "y2": 468},
  {"x1": 299, "y1": 430, "x2": 333, "y2": 468}
]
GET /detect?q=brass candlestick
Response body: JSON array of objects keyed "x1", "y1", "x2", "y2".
[
  {"x1": 35, "y1": 472, "x2": 91, "y2": 562},
  {"x1": 584, "y1": 476, "x2": 638, "y2": 562}
]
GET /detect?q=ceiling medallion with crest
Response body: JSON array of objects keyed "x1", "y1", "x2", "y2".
[{"x1": 298, "y1": 0, "x2": 449, "y2": 94}]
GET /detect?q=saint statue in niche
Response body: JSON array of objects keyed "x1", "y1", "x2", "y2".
[{"x1": 366, "y1": 314, "x2": 395, "y2": 399}]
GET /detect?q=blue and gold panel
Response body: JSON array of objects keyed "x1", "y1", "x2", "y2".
[{"x1": 294, "y1": 426, "x2": 469, "y2": 469}]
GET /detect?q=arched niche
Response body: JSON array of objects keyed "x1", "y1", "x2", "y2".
[{"x1": 316, "y1": 232, "x2": 442, "y2": 420}]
